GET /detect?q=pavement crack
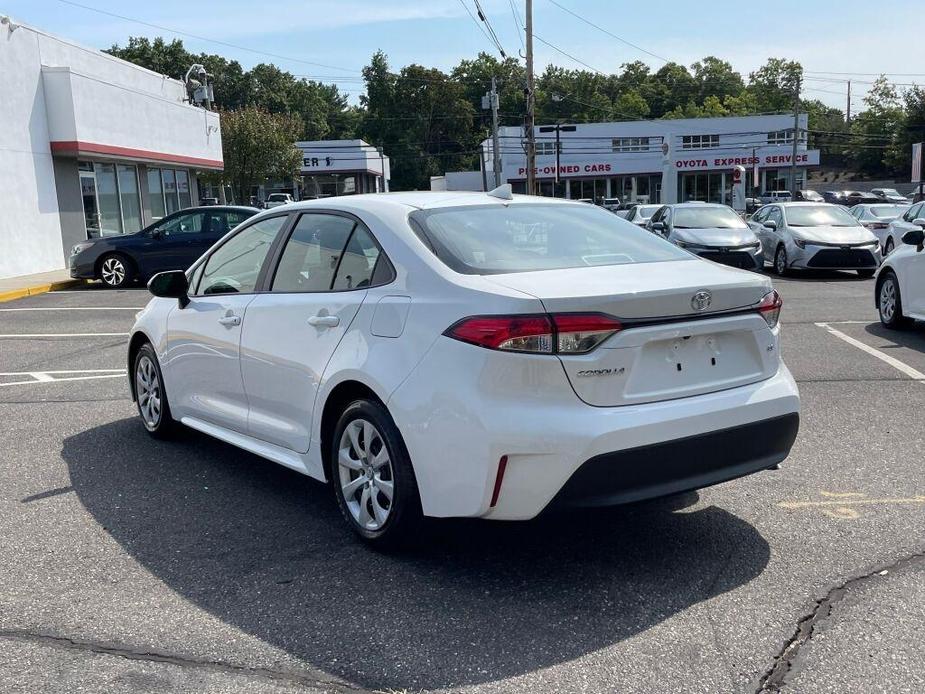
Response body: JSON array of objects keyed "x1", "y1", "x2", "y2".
[
  {"x1": 0, "y1": 628, "x2": 371, "y2": 692},
  {"x1": 755, "y1": 548, "x2": 925, "y2": 693}
]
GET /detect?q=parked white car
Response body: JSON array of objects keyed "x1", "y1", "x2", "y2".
[
  {"x1": 129, "y1": 190, "x2": 800, "y2": 546},
  {"x1": 849, "y1": 204, "x2": 910, "y2": 254},
  {"x1": 264, "y1": 193, "x2": 294, "y2": 209},
  {"x1": 880, "y1": 201, "x2": 925, "y2": 256},
  {"x1": 747, "y1": 202, "x2": 882, "y2": 277},
  {"x1": 621, "y1": 204, "x2": 662, "y2": 227},
  {"x1": 875, "y1": 226, "x2": 925, "y2": 328}
]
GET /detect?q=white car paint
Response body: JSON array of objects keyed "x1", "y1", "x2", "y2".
[
  {"x1": 876, "y1": 227, "x2": 925, "y2": 323},
  {"x1": 880, "y1": 201, "x2": 925, "y2": 255},
  {"x1": 129, "y1": 192, "x2": 800, "y2": 528}
]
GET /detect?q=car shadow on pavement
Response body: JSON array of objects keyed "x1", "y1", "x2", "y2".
[
  {"x1": 62, "y1": 418, "x2": 770, "y2": 691},
  {"x1": 864, "y1": 322, "x2": 925, "y2": 349}
]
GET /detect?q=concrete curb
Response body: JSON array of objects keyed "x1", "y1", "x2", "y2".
[{"x1": 0, "y1": 279, "x2": 88, "y2": 304}]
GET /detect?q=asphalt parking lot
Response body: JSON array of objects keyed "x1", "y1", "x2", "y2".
[{"x1": 2, "y1": 273, "x2": 924, "y2": 694}]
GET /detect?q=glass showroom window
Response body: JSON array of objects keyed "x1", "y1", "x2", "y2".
[
  {"x1": 162, "y1": 169, "x2": 179, "y2": 215},
  {"x1": 95, "y1": 163, "x2": 123, "y2": 236},
  {"x1": 147, "y1": 168, "x2": 166, "y2": 219},
  {"x1": 177, "y1": 170, "x2": 192, "y2": 209},
  {"x1": 117, "y1": 165, "x2": 142, "y2": 232}
]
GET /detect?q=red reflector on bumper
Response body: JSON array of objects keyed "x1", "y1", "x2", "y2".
[{"x1": 490, "y1": 455, "x2": 508, "y2": 508}]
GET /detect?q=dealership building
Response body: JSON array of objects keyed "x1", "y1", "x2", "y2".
[
  {"x1": 444, "y1": 114, "x2": 819, "y2": 205},
  {"x1": 0, "y1": 18, "x2": 222, "y2": 280}
]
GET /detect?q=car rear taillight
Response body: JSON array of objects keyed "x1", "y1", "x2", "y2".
[
  {"x1": 756, "y1": 290, "x2": 783, "y2": 328},
  {"x1": 445, "y1": 313, "x2": 622, "y2": 354}
]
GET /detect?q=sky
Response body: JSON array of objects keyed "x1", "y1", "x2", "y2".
[{"x1": 3, "y1": 0, "x2": 925, "y2": 113}]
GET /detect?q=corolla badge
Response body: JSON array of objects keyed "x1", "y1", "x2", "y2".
[{"x1": 691, "y1": 290, "x2": 712, "y2": 312}]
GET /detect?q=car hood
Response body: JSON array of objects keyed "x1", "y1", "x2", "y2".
[
  {"x1": 788, "y1": 225, "x2": 876, "y2": 244},
  {"x1": 671, "y1": 227, "x2": 758, "y2": 246}
]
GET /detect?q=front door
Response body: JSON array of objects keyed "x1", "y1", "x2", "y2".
[
  {"x1": 146, "y1": 211, "x2": 210, "y2": 274},
  {"x1": 79, "y1": 173, "x2": 101, "y2": 238},
  {"x1": 164, "y1": 215, "x2": 286, "y2": 432},
  {"x1": 240, "y1": 213, "x2": 382, "y2": 452}
]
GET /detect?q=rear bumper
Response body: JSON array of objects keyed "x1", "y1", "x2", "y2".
[
  {"x1": 389, "y1": 336, "x2": 801, "y2": 521},
  {"x1": 549, "y1": 413, "x2": 799, "y2": 508}
]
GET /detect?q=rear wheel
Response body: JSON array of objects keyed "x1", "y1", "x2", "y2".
[
  {"x1": 331, "y1": 399, "x2": 422, "y2": 549},
  {"x1": 884, "y1": 237, "x2": 895, "y2": 255},
  {"x1": 99, "y1": 253, "x2": 134, "y2": 288},
  {"x1": 878, "y1": 272, "x2": 909, "y2": 329},
  {"x1": 133, "y1": 343, "x2": 177, "y2": 438},
  {"x1": 774, "y1": 245, "x2": 789, "y2": 276}
]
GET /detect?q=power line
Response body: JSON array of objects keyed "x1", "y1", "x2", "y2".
[
  {"x1": 531, "y1": 33, "x2": 605, "y2": 75},
  {"x1": 473, "y1": 0, "x2": 508, "y2": 58},
  {"x1": 456, "y1": 0, "x2": 504, "y2": 57},
  {"x1": 507, "y1": 0, "x2": 526, "y2": 54},
  {"x1": 545, "y1": 0, "x2": 669, "y2": 63}
]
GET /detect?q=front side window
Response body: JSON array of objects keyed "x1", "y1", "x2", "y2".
[
  {"x1": 156, "y1": 212, "x2": 206, "y2": 236},
  {"x1": 410, "y1": 203, "x2": 690, "y2": 275},
  {"x1": 198, "y1": 216, "x2": 287, "y2": 295}
]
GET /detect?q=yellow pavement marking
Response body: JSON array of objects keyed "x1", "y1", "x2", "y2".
[
  {"x1": 0, "y1": 280, "x2": 86, "y2": 304},
  {"x1": 778, "y1": 491, "x2": 925, "y2": 518}
]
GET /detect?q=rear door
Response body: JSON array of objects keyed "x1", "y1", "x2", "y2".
[
  {"x1": 164, "y1": 215, "x2": 287, "y2": 432},
  {"x1": 240, "y1": 212, "x2": 386, "y2": 452}
]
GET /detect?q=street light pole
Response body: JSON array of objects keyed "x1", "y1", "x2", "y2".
[
  {"x1": 790, "y1": 74, "x2": 801, "y2": 195},
  {"x1": 539, "y1": 123, "x2": 577, "y2": 195}
]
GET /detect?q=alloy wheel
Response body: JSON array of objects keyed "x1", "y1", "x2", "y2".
[
  {"x1": 885, "y1": 238, "x2": 895, "y2": 256},
  {"x1": 101, "y1": 257, "x2": 126, "y2": 286},
  {"x1": 135, "y1": 355, "x2": 162, "y2": 428},
  {"x1": 337, "y1": 418, "x2": 395, "y2": 530},
  {"x1": 775, "y1": 247, "x2": 787, "y2": 274},
  {"x1": 880, "y1": 277, "x2": 897, "y2": 323}
]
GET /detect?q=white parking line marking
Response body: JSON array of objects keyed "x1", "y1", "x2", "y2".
[
  {"x1": 0, "y1": 369, "x2": 126, "y2": 388},
  {"x1": 816, "y1": 322, "x2": 925, "y2": 381},
  {"x1": 0, "y1": 307, "x2": 142, "y2": 311},
  {"x1": 0, "y1": 333, "x2": 129, "y2": 338}
]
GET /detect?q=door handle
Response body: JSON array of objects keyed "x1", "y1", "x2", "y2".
[
  {"x1": 308, "y1": 314, "x2": 340, "y2": 328},
  {"x1": 218, "y1": 315, "x2": 241, "y2": 327}
]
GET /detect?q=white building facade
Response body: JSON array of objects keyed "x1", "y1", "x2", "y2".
[
  {"x1": 477, "y1": 114, "x2": 818, "y2": 205},
  {"x1": 0, "y1": 18, "x2": 223, "y2": 280}
]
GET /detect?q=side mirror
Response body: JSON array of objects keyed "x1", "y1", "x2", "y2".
[
  {"x1": 148, "y1": 270, "x2": 189, "y2": 307},
  {"x1": 901, "y1": 229, "x2": 925, "y2": 250},
  {"x1": 150, "y1": 228, "x2": 163, "y2": 239},
  {"x1": 764, "y1": 219, "x2": 778, "y2": 230},
  {"x1": 651, "y1": 221, "x2": 665, "y2": 232},
  {"x1": 913, "y1": 218, "x2": 925, "y2": 229}
]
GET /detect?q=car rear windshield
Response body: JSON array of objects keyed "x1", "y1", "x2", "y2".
[
  {"x1": 870, "y1": 205, "x2": 908, "y2": 218},
  {"x1": 672, "y1": 206, "x2": 747, "y2": 229},
  {"x1": 410, "y1": 203, "x2": 690, "y2": 274},
  {"x1": 785, "y1": 205, "x2": 859, "y2": 227},
  {"x1": 267, "y1": 194, "x2": 288, "y2": 201}
]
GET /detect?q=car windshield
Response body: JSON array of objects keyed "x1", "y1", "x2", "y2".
[
  {"x1": 672, "y1": 206, "x2": 747, "y2": 229},
  {"x1": 870, "y1": 205, "x2": 908, "y2": 218},
  {"x1": 878, "y1": 189, "x2": 901, "y2": 196},
  {"x1": 267, "y1": 194, "x2": 287, "y2": 201},
  {"x1": 410, "y1": 203, "x2": 691, "y2": 274},
  {"x1": 636, "y1": 205, "x2": 660, "y2": 219},
  {"x1": 786, "y1": 205, "x2": 859, "y2": 227}
]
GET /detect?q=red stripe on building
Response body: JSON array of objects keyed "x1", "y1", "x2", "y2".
[{"x1": 49, "y1": 141, "x2": 223, "y2": 169}]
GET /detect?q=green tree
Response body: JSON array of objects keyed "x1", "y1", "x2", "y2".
[
  {"x1": 214, "y1": 107, "x2": 303, "y2": 202},
  {"x1": 747, "y1": 58, "x2": 802, "y2": 113}
]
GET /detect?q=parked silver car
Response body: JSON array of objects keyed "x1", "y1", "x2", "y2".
[
  {"x1": 849, "y1": 204, "x2": 910, "y2": 253},
  {"x1": 747, "y1": 202, "x2": 881, "y2": 277},
  {"x1": 647, "y1": 203, "x2": 763, "y2": 271}
]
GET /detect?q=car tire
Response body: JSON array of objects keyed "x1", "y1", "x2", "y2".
[
  {"x1": 99, "y1": 253, "x2": 135, "y2": 289},
  {"x1": 133, "y1": 343, "x2": 178, "y2": 438},
  {"x1": 774, "y1": 245, "x2": 789, "y2": 276},
  {"x1": 878, "y1": 271, "x2": 909, "y2": 329},
  {"x1": 330, "y1": 399, "x2": 423, "y2": 549},
  {"x1": 857, "y1": 268, "x2": 876, "y2": 278},
  {"x1": 884, "y1": 237, "x2": 895, "y2": 255}
]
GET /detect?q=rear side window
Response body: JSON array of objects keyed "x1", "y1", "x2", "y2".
[
  {"x1": 198, "y1": 216, "x2": 286, "y2": 295},
  {"x1": 331, "y1": 226, "x2": 381, "y2": 291},
  {"x1": 272, "y1": 214, "x2": 355, "y2": 292}
]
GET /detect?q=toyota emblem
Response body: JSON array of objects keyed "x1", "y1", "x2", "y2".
[{"x1": 691, "y1": 290, "x2": 712, "y2": 312}]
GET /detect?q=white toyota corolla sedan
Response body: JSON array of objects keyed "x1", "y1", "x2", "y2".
[{"x1": 129, "y1": 189, "x2": 801, "y2": 546}]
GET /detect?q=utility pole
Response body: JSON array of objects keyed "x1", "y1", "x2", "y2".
[
  {"x1": 846, "y1": 80, "x2": 852, "y2": 125},
  {"x1": 525, "y1": 0, "x2": 536, "y2": 195},
  {"x1": 790, "y1": 74, "x2": 801, "y2": 195},
  {"x1": 482, "y1": 78, "x2": 502, "y2": 188}
]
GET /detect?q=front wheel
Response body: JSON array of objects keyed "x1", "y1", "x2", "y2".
[
  {"x1": 878, "y1": 272, "x2": 909, "y2": 329},
  {"x1": 134, "y1": 343, "x2": 177, "y2": 438},
  {"x1": 99, "y1": 253, "x2": 134, "y2": 288},
  {"x1": 884, "y1": 237, "x2": 895, "y2": 255},
  {"x1": 774, "y1": 245, "x2": 789, "y2": 276},
  {"x1": 331, "y1": 399, "x2": 422, "y2": 549}
]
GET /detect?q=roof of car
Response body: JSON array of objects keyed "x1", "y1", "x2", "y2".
[
  {"x1": 275, "y1": 191, "x2": 593, "y2": 212},
  {"x1": 665, "y1": 202, "x2": 727, "y2": 208}
]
